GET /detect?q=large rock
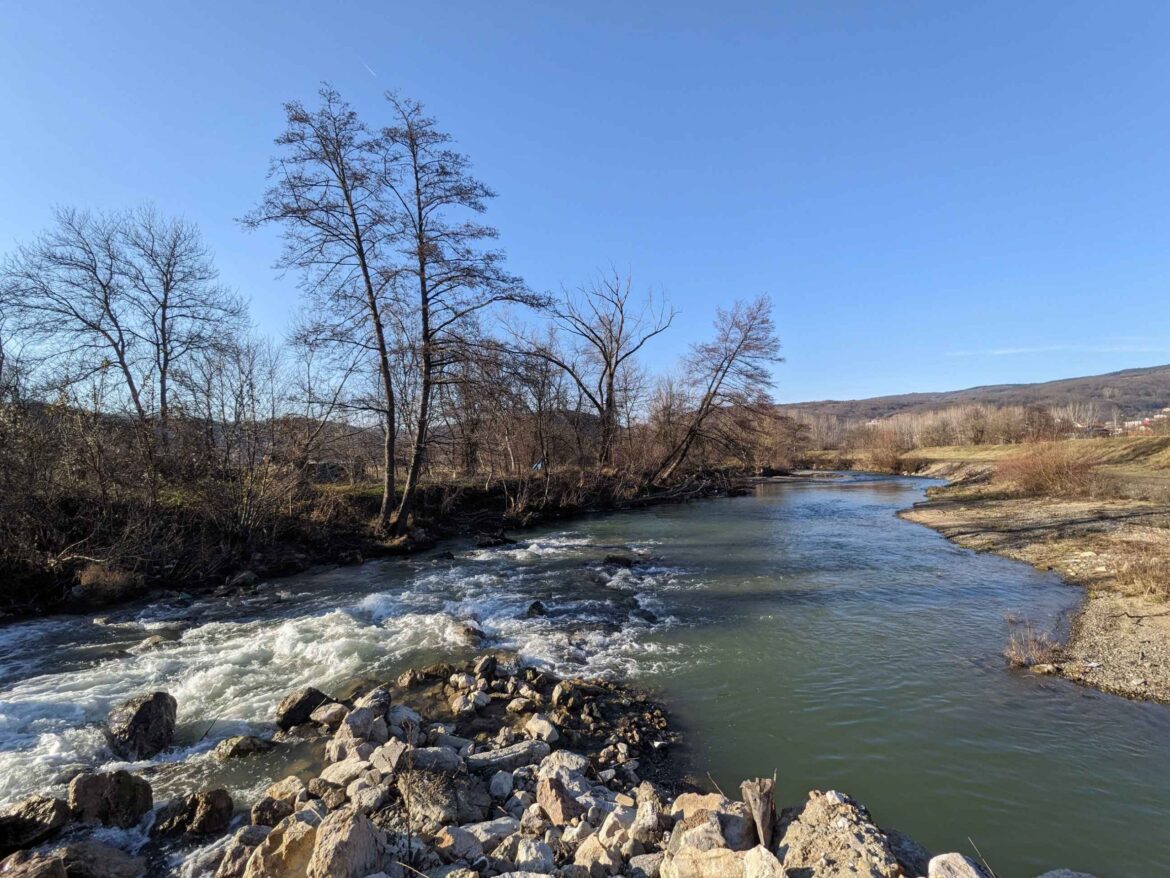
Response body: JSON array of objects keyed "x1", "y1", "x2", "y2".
[
  {"x1": 743, "y1": 845, "x2": 786, "y2": 878},
  {"x1": 214, "y1": 826, "x2": 271, "y2": 878},
  {"x1": 67, "y1": 770, "x2": 152, "y2": 828},
  {"x1": 103, "y1": 692, "x2": 177, "y2": 759},
  {"x1": 0, "y1": 795, "x2": 69, "y2": 856},
  {"x1": 402, "y1": 746, "x2": 463, "y2": 774},
  {"x1": 536, "y1": 776, "x2": 585, "y2": 826},
  {"x1": 275, "y1": 688, "x2": 330, "y2": 730},
  {"x1": 306, "y1": 807, "x2": 381, "y2": 878},
  {"x1": 434, "y1": 824, "x2": 485, "y2": 862},
  {"x1": 466, "y1": 739, "x2": 550, "y2": 773},
  {"x1": 886, "y1": 828, "x2": 931, "y2": 877},
  {"x1": 494, "y1": 834, "x2": 555, "y2": 873},
  {"x1": 243, "y1": 810, "x2": 321, "y2": 878},
  {"x1": 462, "y1": 816, "x2": 520, "y2": 848},
  {"x1": 0, "y1": 851, "x2": 68, "y2": 877},
  {"x1": 662, "y1": 846, "x2": 745, "y2": 878},
  {"x1": 574, "y1": 834, "x2": 623, "y2": 876},
  {"x1": 152, "y1": 788, "x2": 233, "y2": 836},
  {"x1": 929, "y1": 853, "x2": 991, "y2": 878},
  {"x1": 48, "y1": 841, "x2": 145, "y2": 878},
  {"x1": 775, "y1": 790, "x2": 899, "y2": 878},
  {"x1": 1033, "y1": 872, "x2": 1099, "y2": 878},
  {"x1": 396, "y1": 769, "x2": 489, "y2": 832}
]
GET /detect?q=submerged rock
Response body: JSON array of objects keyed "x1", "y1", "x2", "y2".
[
  {"x1": 103, "y1": 691, "x2": 177, "y2": 759},
  {"x1": 214, "y1": 735, "x2": 275, "y2": 759},
  {"x1": 47, "y1": 840, "x2": 145, "y2": 878}
]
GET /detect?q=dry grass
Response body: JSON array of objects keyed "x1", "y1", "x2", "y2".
[
  {"x1": 1115, "y1": 546, "x2": 1170, "y2": 601},
  {"x1": 1003, "y1": 619, "x2": 1059, "y2": 668},
  {"x1": 994, "y1": 443, "x2": 1119, "y2": 499}
]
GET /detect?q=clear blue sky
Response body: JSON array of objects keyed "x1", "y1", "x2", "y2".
[{"x1": 2, "y1": 2, "x2": 1168, "y2": 402}]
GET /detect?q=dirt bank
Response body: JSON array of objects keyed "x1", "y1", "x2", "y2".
[{"x1": 901, "y1": 489, "x2": 1170, "y2": 703}]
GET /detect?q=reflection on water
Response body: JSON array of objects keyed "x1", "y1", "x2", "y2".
[{"x1": 0, "y1": 473, "x2": 1165, "y2": 876}]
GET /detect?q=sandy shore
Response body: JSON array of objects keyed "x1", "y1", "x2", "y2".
[{"x1": 900, "y1": 487, "x2": 1170, "y2": 703}]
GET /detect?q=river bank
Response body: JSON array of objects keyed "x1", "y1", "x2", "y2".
[
  {"x1": 3, "y1": 470, "x2": 747, "y2": 622},
  {"x1": 898, "y1": 477, "x2": 1170, "y2": 704},
  {"x1": 0, "y1": 654, "x2": 1080, "y2": 878}
]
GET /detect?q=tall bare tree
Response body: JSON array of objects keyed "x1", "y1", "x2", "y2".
[
  {"x1": 379, "y1": 93, "x2": 540, "y2": 532},
  {"x1": 651, "y1": 295, "x2": 782, "y2": 484},
  {"x1": 243, "y1": 85, "x2": 401, "y2": 533},
  {"x1": 529, "y1": 271, "x2": 673, "y2": 467}
]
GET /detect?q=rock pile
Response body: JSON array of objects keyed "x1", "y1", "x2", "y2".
[{"x1": 0, "y1": 657, "x2": 1101, "y2": 878}]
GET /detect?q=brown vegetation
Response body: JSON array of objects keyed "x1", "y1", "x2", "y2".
[
  {"x1": 0, "y1": 84, "x2": 800, "y2": 616},
  {"x1": 994, "y1": 443, "x2": 1118, "y2": 499}
]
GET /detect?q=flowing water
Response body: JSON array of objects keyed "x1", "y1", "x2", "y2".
[{"x1": 0, "y1": 474, "x2": 1167, "y2": 876}]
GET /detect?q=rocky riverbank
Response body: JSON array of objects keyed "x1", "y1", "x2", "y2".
[{"x1": 0, "y1": 655, "x2": 1096, "y2": 878}]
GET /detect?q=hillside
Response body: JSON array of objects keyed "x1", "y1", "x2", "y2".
[{"x1": 784, "y1": 364, "x2": 1170, "y2": 421}]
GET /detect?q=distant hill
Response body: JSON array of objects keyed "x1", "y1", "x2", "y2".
[{"x1": 783, "y1": 364, "x2": 1170, "y2": 422}]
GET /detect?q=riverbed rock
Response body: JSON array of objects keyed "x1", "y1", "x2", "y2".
[
  {"x1": 1033, "y1": 872, "x2": 1099, "y2": 878},
  {"x1": 574, "y1": 834, "x2": 623, "y2": 876},
  {"x1": 466, "y1": 739, "x2": 550, "y2": 773},
  {"x1": 306, "y1": 806, "x2": 381, "y2": 878},
  {"x1": 775, "y1": 790, "x2": 899, "y2": 878},
  {"x1": 153, "y1": 788, "x2": 233, "y2": 836},
  {"x1": 0, "y1": 851, "x2": 68, "y2": 877},
  {"x1": 886, "y1": 827, "x2": 932, "y2": 877},
  {"x1": 0, "y1": 795, "x2": 69, "y2": 856},
  {"x1": 434, "y1": 824, "x2": 485, "y2": 862},
  {"x1": 928, "y1": 853, "x2": 992, "y2": 878},
  {"x1": 403, "y1": 746, "x2": 463, "y2": 773},
  {"x1": 525, "y1": 714, "x2": 559, "y2": 743},
  {"x1": 310, "y1": 702, "x2": 348, "y2": 730},
  {"x1": 264, "y1": 775, "x2": 306, "y2": 805},
  {"x1": 214, "y1": 735, "x2": 275, "y2": 759},
  {"x1": 276, "y1": 687, "x2": 331, "y2": 730},
  {"x1": 396, "y1": 769, "x2": 490, "y2": 831},
  {"x1": 243, "y1": 810, "x2": 321, "y2": 878},
  {"x1": 536, "y1": 776, "x2": 585, "y2": 825},
  {"x1": 251, "y1": 795, "x2": 294, "y2": 827},
  {"x1": 67, "y1": 770, "x2": 152, "y2": 828},
  {"x1": 495, "y1": 834, "x2": 555, "y2": 873},
  {"x1": 103, "y1": 691, "x2": 177, "y2": 759},
  {"x1": 48, "y1": 840, "x2": 145, "y2": 878},
  {"x1": 213, "y1": 825, "x2": 271, "y2": 878}
]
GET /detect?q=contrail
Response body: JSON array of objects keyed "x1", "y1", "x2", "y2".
[{"x1": 359, "y1": 57, "x2": 377, "y2": 78}]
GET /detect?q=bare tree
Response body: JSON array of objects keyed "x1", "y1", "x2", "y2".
[
  {"x1": 119, "y1": 205, "x2": 243, "y2": 440},
  {"x1": 0, "y1": 206, "x2": 240, "y2": 447},
  {"x1": 651, "y1": 295, "x2": 782, "y2": 484},
  {"x1": 530, "y1": 271, "x2": 673, "y2": 468},
  {"x1": 243, "y1": 85, "x2": 401, "y2": 533},
  {"x1": 379, "y1": 93, "x2": 541, "y2": 532}
]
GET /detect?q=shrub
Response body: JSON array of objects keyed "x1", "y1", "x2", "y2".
[
  {"x1": 1004, "y1": 619, "x2": 1058, "y2": 668},
  {"x1": 1116, "y1": 546, "x2": 1170, "y2": 601},
  {"x1": 994, "y1": 443, "x2": 1116, "y2": 498}
]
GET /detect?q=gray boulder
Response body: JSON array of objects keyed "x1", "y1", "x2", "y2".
[
  {"x1": 928, "y1": 852, "x2": 992, "y2": 878},
  {"x1": 104, "y1": 692, "x2": 177, "y2": 759}
]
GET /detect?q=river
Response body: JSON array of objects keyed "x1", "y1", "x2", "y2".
[{"x1": 0, "y1": 474, "x2": 1166, "y2": 876}]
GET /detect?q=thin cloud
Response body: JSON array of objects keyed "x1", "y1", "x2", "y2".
[{"x1": 948, "y1": 343, "x2": 1170, "y2": 357}]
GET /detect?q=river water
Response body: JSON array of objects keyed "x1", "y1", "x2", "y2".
[{"x1": 0, "y1": 474, "x2": 1166, "y2": 876}]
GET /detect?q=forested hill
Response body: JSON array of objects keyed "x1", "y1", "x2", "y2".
[{"x1": 783, "y1": 364, "x2": 1170, "y2": 421}]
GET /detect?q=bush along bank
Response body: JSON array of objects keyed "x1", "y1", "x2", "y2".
[{"x1": 0, "y1": 655, "x2": 1095, "y2": 878}]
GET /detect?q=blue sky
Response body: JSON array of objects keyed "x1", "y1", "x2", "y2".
[{"x1": 2, "y1": 2, "x2": 1168, "y2": 402}]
